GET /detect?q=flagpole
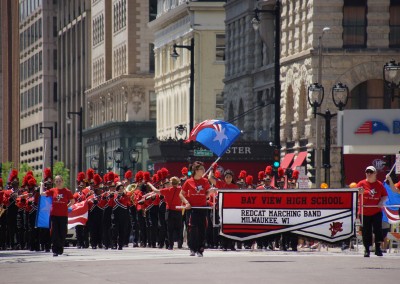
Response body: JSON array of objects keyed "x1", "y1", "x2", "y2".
[
  {"x1": 203, "y1": 157, "x2": 221, "y2": 177},
  {"x1": 384, "y1": 163, "x2": 396, "y2": 183}
]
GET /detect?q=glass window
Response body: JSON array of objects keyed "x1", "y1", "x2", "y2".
[
  {"x1": 343, "y1": 0, "x2": 367, "y2": 48},
  {"x1": 216, "y1": 92, "x2": 224, "y2": 120},
  {"x1": 149, "y1": 91, "x2": 157, "y2": 120},
  {"x1": 390, "y1": 0, "x2": 400, "y2": 47},
  {"x1": 216, "y1": 34, "x2": 225, "y2": 61},
  {"x1": 149, "y1": 43, "x2": 155, "y2": 73}
]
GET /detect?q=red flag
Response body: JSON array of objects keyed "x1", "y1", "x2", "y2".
[{"x1": 68, "y1": 200, "x2": 88, "y2": 229}]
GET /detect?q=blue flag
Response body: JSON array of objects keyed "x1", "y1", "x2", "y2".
[
  {"x1": 36, "y1": 196, "x2": 52, "y2": 228},
  {"x1": 186, "y1": 120, "x2": 241, "y2": 157},
  {"x1": 382, "y1": 182, "x2": 400, "y2": 224}
]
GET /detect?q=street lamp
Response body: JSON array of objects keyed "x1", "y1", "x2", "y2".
[
  {"x1": 106, "y1": 157, "x2": 114, "y2": 172},
  {"x1": 252, "y1": 0, "x2": 281, "y2": 149},
  {"x1": 175, "y1": 124, "x2": 188, "y2": 140},
  {"x1": 113, "y1": 148, "x2": 124, "y2": 175},
  {"x1": 171, "y1": 38, "x2": 194, "y2": 132},
  {"x1": 39, "y1": 126, "x2": 54, "y2": 174},
  {"x1": 307, "y1": 82, "x2": 349, "y2": 187},
  {"x1": 383, "y1": 59, "x2": 400, "y2": 101},
  {"x1": 90, "y1": 156, "x2": 99, "y2": 172},
  {"x1": 67, "y1": 107, "x2": 83, "y2": 172},
  {"x1": 129, "y1": 148, "x2": 139, "y2": 172}
]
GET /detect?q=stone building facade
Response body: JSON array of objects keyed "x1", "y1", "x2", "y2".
[
  {"x1": 225, "y1": 0, "x2": 400, "y2": 188},
  {"x1": 149, "y1": 0, "x2": 226, "y2": 139},
  {"x1": 84, "y1": 0, "x2": 156, "y2": 175}
]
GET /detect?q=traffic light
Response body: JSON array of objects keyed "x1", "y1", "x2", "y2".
[
  {"x1": 306, "y1": 149, "x2": 316, "y2": 184},
  {"x1": 273, "y1": 147, "x2": 280, "y2": 168},
  {"x1": 306, "y1": 149, "x2": 315, "y2": 169},
  {"x1": 382, "y1": 155, "x2": 392, "y2": 168}
]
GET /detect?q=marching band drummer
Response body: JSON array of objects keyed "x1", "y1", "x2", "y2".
[{"x1": 180, "y1": 161, "x2": 214, "y2": 257}]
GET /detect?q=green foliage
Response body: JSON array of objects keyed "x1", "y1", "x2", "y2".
[
  {"x1": 53, "y1": 161, "x2": 70, "y2": 189},
  {"x1": 1, "y1": 161, "x2": 14, "y2": 181}
]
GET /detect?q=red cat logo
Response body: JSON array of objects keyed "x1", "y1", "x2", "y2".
[{"x1": 329, "y1": 222, "x2": 343, "y2": 237}]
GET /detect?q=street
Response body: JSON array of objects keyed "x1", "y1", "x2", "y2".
[{"x1": 1, "y1": 246, "x2": 399, "y2": 284}]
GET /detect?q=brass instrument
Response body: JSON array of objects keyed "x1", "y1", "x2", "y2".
[{"x1": 0, "y1": 206, "x2": 5, "y2": 218}]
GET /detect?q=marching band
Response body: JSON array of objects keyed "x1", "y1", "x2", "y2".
[{"x1": 0, "y1": 162, "x2": 307, "y2": 256}]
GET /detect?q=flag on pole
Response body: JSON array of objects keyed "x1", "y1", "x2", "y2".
[
  {"x1": 36, "y1": 196, "x2": 52, "y2": 228},
  {"x1": 68, "y1": 200, "x2": 88, "y2": 229},
  {"x1": 382, "y1": 182, "x2": 400, "y2": 224},
  {"x1": 185, "y1": 120, "x2": 241, "y2": 157}
]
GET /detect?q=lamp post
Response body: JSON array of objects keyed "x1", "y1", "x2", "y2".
[
  {"x1": 90, "y1": 156, "x2": 99, "y2": 172},
  {"x1": 171, "y1": 38, "x2": 194, "y2": 132},
  {"x1": 113, "y1": 148, "x2": 124, "y2": 175},
  {"x1": 383, "y1": 59, "x2": 400, "y2": 101},
  {"x1": 128, "y1": 148, "x2": 139, "y2": 172},
  {"x1": 175, "y1": 124, "x2": 188, "y2": 140},
  {"x1": 67, "y1": 107, "x2": 83, "y2": 172},
  {"x1": 39, "y1": 126, "x2": 54, "y2": 174},
  {"x1": 308, "y1": 82, "x2": 349, "y2": 187},
  {"x1": 106, "y1": 157, "x2": 114, "y2": 172},
  {"x1": 252, "y1": 0, "x2": 281, "y2": 149}
]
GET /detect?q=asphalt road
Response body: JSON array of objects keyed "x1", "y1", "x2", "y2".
[{"x1": 1, "y1": 247, "x2": 399, "y2": 284}]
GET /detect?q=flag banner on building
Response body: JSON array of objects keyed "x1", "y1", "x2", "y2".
[
  {"x1": 36, "y1": 196, "x2": 52, "y2": 228},
  {"x1": 185, "y1": 120, "x2": 241, "y2": 157},
  {"x1": 382, "y1": 182, "x2": 400, "y2": 224},
  {"x1": 68, "y1": 200, "x2": 89, "y2": 229},
  {"x1": 218, "y1": 189, "x2": 358, "y2": 243}
]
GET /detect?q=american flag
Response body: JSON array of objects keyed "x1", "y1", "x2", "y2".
[
  {"x1": 355, "y1": 120, "x2": 390, "y2": 134},
  {"x1": 68, "y1": 200, "x2": 88, "y2": 229}
]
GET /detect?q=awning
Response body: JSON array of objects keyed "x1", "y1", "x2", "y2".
[
  {"x1": 291, "y1": 151, "x2": 307, "y2": 170},
  {"x1": 280, "y1": 153, "x2": 295, "y2": 170}
]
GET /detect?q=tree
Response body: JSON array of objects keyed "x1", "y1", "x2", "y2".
[{"x1": 53, "y1": 161, "x2": 70, "y2": 189}]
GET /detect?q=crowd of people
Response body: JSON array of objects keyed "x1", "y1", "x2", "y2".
[{"x1": 0, "y1": 162, "x2": 399, "y2": 258}]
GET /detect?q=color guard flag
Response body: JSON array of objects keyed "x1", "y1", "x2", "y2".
[
  {"x1": 382, "y1": 182, "x2": 400, "y2": 224},
  {"x1": 186, "y1": 120, "x2": 241, "y2": 157},
  {"x1": 36, "y1": 196, "x2": 52, "y2": 228},
  {"x1": 68, "y1": 200, "x2": 88, "y2": 229}
]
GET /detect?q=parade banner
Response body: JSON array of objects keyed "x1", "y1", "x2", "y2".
[{"x1": 218, "y1": 189, "x2": 358, "y2": 243}]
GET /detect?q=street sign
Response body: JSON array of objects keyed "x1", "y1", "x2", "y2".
[
  {"x1": 295, "y1": 166, "x2": 310, "y2": 189},
  {"x1": 194, "y1": 149, "x2": 213, "y2": 157}
]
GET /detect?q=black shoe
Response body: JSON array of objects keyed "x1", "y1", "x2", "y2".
[
  {"x1": 53, "y1": 253, "x2": 58, "y2": 257},
  {"x1": 118, "y1": 246, "x2": 123, "y2": 250},
  {"x1": 375, "y1": 249, "x2": 383, "y2": 256},
  {"x1": 92, "y1": 246, "x2": 97, "y2": 249},
  {"x1": 364, "y1": 250, "x2": 370, "y2": 257}
]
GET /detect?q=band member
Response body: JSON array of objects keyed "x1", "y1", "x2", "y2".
[
  {"x1": 257, "y1": 171, "x2": 265, "y2": 188},
  {"x1": 0, "y1": 178, "x2": 6, "y2": 250},
  {"x1": 180, "y1": 161, "x2": 213, "y2": 257},
  {"x1": 124, "y1": 170, "x2": 139, "y2": 247},
  {"x1": 101, "y1": 171, "x2": 116, "y2": 250},
  {"x1": 87, "y1": 174, "x2": 104, "y2": 249},
  {"x1": 246, "y1": 175, "x2": 255, "y2": 189},
  {"x1": 276, "y1": 167, "x2": 285, "y2": 189},
  {"x1": 74, "y1": 172, "x2": 88, "y2": 249},
  {"x1": 148, "y1": 176, "x2": 183, "y2": 250},
  {"x1": 3, "y1": 169, "x2": 20, "y2": 250},
  {"x1": 39, "y1": 168, "x2": 53, "y2": 252},
  {"x1": 26, "y1": 176, "x2": 40, "y2": 251},
  {"x1": 257, "y1": 166, "x2": 277, "y2": 190},
  {"x1": 158, "y1": 169, "x2": 170, "y2": 249},
  {"x1": 143, "y1": 171, "x2": 159, "y2": 248},
  {"x1": 134, "y1": 171, "x2": 147, "y2": 247},
  {"x1": 41, "y1": 175, "x2": 75, "y2": 257},
  {"x1": 237, "y1": 170, "x2": 247, "y2": 189},
  {"x1": 180, "y1": 167, "x2": 189, "y2": 184},
  {"x1": 110, "y1": 182, "x2": 130, "y2": 250},
  {"x1": 209, "y1": 168, "x2": 238, "y2": 251}
]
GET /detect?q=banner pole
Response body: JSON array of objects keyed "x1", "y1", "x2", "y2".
[{"x1": 203, "y1": 157, "x2": 221, "y2": 177}]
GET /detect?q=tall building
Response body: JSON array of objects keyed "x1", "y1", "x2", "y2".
[
  {"x1": 226, "y1": 0, "x2": 400, "y2": 187},
  {"x1": 19, "y1": 0, "x2": 58, "y2": 173},
  {"x1": 84, "y1": 0, "x2": 156, "y2": 176},
  {"x1": 149, "y1": 0, "x2": 226, "y2": 139},
  {"x1": 57, "y1": 0, "x2": 91, "y2": 185},
  {"x1": 1, "y1": 0, "x2": 20, "y2": 168}
]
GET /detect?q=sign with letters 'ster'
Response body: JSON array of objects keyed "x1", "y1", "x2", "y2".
[{"x1": 218, "y1": 189, "x2": 358, "y2": 243}]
